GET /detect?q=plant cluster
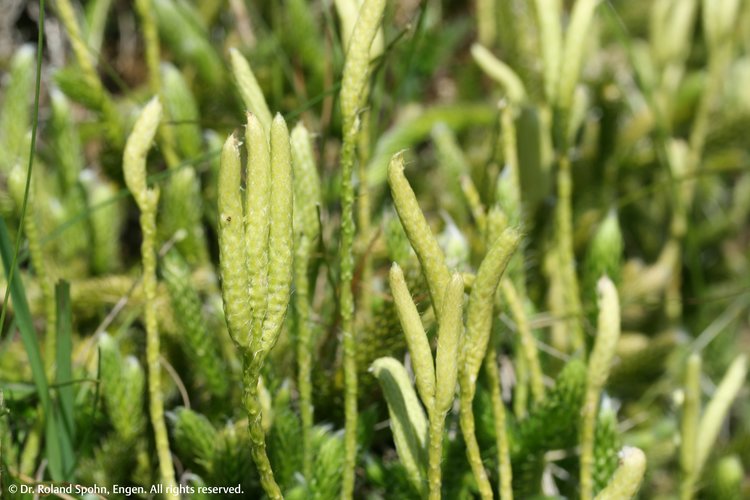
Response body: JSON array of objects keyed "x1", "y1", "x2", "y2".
[{"x1": 1, "y1": 0, "x2": 749, "y2": 499}]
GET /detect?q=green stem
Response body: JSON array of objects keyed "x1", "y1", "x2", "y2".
[
  {"x1": 427, "y1": 409, "x2": 445, "y2": 500},
  {"x1": 295, "y1": 245, "x2": 314, "y2": 481},
  {"x1": 580, "y1": 278, "x2": 620, "y2": 500},
  {"x1": 680, "y1": 354, "x2": 701, "y2": 500},
  {"x1": 55, "y1": 0, "x2": 123, "y2": 147},
  {"x1": 140, "y1": 201, "x2": 178, "y2": 498},
  {"x1": 356, "y1": 110, "x2": 373, "y2": 315},
  {"x1": 459, "y1": 376, "x2": 493, "y2": 500},
  {"x1": 667, "y1": 48, "x2": 732, "y2": 322},
  {"x1": 501, "y1": 280, "x2": 544, "y2": 404},
  {"x1": 135, "y1": 0, "x2": 180, "y2": 169},
  {"x1": 485, "y1": 344, "x2": 512, "y2": 499},
  {"x1": 337, "y1": 0, "x2": 388, "y2": 491},
  {"x1": 556, "y1": 156, "x2": 584, "y2": 352},
  {"x1": 513, "y1": 352, "x2": 529, "y2": 419},
  {"x1": 18, "y1": 190, "x2": 56, "y2": 378},
  {"x1": 340, "y1": 131, "x2": 359, "y2": 499},
  {"x1": 243, "y1": 355, "x2": 283, "y2": 500}
]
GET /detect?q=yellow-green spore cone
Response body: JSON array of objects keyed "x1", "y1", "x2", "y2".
[
  {"x1": 257, "y1": 114, "x2": 293, "y2": 359},
  {"x1": 388, "y1": 153, "x2": 451, "y2": 318},
  {"x1": 390, "y1": 262, "x2": 435, "y2": 410},
  {"x1": 595, "y1": 447, "x2": 647, "y2": 500},
  {"x1": 217, "y1": 133, "x2": 252, "y2": 349},
  {"x1": 434, "y1": 274, "x2": 464, "y2": 416},
  {"x1": 695, "y1": 354, "x2": 748, "y2": 473},
  {"x1": 244, "y1": 113, "x2": 271, "y2": 344},
  {"x1": 229, "y1": 48, "x2": 273, "y2": 132},
  {"x1": 370, "y1": 356, "x2": 428, "y2": 493},
  {"x1": 463, "y1": 228, "x2": 521, "y2": 384}
]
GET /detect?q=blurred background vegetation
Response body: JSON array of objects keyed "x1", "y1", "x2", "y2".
[{"x1": 0, "y1": 0, "x2": 749, "y2": 498}]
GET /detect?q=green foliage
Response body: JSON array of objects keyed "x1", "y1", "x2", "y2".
[
  {"x1": 170, "y1": 407, "x2": 217, "y2": 473},
  {"x1": 593, "y1": 408, "x2": 622, "y2": 494},
  {"x1": 152, "y1": 0, "x2": 223, "y2": 88},
  {"x1": 0, "y1": 45, "x2": 34, "y2": 171},
  {"x1": 98, "y1": 334, "x2": 147, "y2": 443},
  {"x1": 516, "y1": 359, "x2": 588, "y2": 453},
  {"x1": 370, "y1": 357, "x2": 428, "y2": 492},
  {"x1": 161, "y1": 248, "x2": 227, "y2": 396},
  {"x1": 210, "y1": 420, "x2": 259, "y2": 492},
  {"x1": 268, "y1": 393, "x2": 303, "y2": 489},
  {"x1": 2, "y1": 1, "x2": 749, "y2": 499},
  {"x1": 160, "y1": 167, "x2": 209, "y2": 265}
]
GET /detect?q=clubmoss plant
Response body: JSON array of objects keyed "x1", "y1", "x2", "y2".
[
  {"x1": 135, "y1": 0, "x2": 179, "y2": 169},
  {"x1": 80, "y1": 173, "x2": 123, "y2": 274},
  {"x1": 370, "y1": 356, "x2": 428, "y2": 491},
  {"x1": 389, "y1": 264, "x2": 464, "y2": 500},
  {"x1": 387, "y1": 152, "x2": 521, "y2": 499},
  {"x1": 3, "y1": 2, "x2": 750, "y2": 498},
  {"x1": 337, "y1": 1, "x2": 387, "y2": 496},
  {"x1": 8, "y1": 167, "x2": 56, "y2": 377},
  {"x1": 161, "y1": 249, "x2": 227, "y2": 396},
  {"x1": 55, "y1": 0, "x2": 123, "y2": 146},
  {"x1": 98, "y1": 334, "x2": 147, "y2": 443},
  {"x1": 459, "y1": 228, "x2": 519, "y2": 499},
  {"x1": 593, "y1": 406, "x2": 622, "y2": 493},
  {"x1": 217, "y1": 113, "x2": 293, "y2": 500},
  {"x1": 580, "y1": 277, "x2": 621, "y2": 500},
  {"x1": 121, "y1": 97, "x2": 177, "y2": 497},
  {"x1": 483, "y1": 341, "x2": 512, "y2": 499},
  {"x1": 290, "y1": 121, "x2": 322, "y2": 480},
  {"x1": 388, "y1": 153, "x2": 451, "y2": 318}
]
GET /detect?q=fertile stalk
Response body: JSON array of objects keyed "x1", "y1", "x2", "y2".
[
  {"x1": 580, "y1": 277, "x2": 621, "y2": 500},
  {"x1": 217, "y1": 113, "x2": 293, "y2": 499},
  {"x1": 459, "y1": 229, "x2": 520, "y2": 499},
  {"x1": 291, "y1": 122, "x2": 322, "y2": 481},
  {"x1": 337, "y1": 1, "x2": 386, "y2": 496},
  {"x1": 122, "y1": 98, "x2": 178, "y2": 497}
]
